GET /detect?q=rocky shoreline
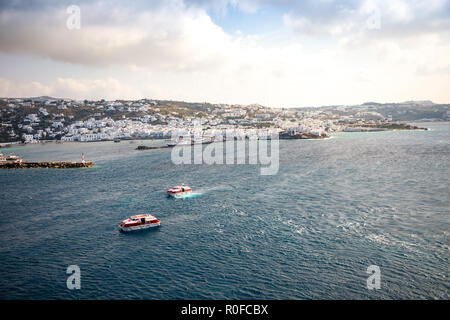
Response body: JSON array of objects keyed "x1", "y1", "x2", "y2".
[
  {"x1": 279, "y1": 132, "x2": 329, "y2": 139},
  {"x1": 343, "y1": 124, "x2": 429, "y2": 132}
]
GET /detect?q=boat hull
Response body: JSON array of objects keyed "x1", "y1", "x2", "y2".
[
  {"x1": 167, "y1": 191, "x2": 192, "y2": 197},
  {"x1": 119, "y1": 222, "x2": 160, "y2": 232}
]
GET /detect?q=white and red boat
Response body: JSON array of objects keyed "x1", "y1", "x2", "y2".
[
  {"x1": 166, "y1": 185, "x2": 192, "y2": 197},
  {"x1": 119, "y1": 214, "x2": 160, "y2": 232}
]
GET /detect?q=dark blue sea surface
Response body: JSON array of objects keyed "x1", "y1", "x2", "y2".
[{"x1": 0, "y1": 123, "x2": 449, "y2": 299}]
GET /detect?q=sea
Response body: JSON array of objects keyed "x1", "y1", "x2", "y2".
[{"x1": 0, "y1": 122, "x2": 448, "y2": 299}]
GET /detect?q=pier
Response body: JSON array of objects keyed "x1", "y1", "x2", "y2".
[{"x1": 0, "y1": 161, "x2": 94, "y2": 169}]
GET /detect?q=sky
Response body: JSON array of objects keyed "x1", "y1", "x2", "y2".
[{"x1": 0, "y1": 0, "x2": 449, "y2": 107}]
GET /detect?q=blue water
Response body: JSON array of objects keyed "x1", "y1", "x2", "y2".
[{"x1": 0, "y1": 123, "x2": 449, "y2": 299}]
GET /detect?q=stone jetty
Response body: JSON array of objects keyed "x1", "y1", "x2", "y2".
[{"x1": 0, "y1": 161, "x2": 94, "y2": 169}]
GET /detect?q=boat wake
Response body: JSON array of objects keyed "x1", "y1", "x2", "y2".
[{"x1": 172, "y1": 192, "x2": 203, "y2": 199}]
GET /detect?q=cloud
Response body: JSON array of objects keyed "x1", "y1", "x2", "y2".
[
  {"x1": 416, "y1": 64, "x2": 450, "y2": 76},
  {"x1": 0, "y1": 1, "x2": 235, "y2": 71},
  {"x1": 283, "y1": 0, "x2": 450, "y2": 39},
  {"x1": 0, "y1": 78, "x2": 52, "y2": 97},
  {"x1": 0, "y1": 77, "x2": 151, "y2": 100},
  {"x1": 0, "y1": 0, "x2": 449, "y2": 106},
  {"x1": 184, "y1": 0, "x2": 262, "y2": 14},
  {"x1": 2, "y1": 0, "x2": 449, "y2": 70}
]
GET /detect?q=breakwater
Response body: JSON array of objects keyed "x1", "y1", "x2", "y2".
[
  {"x1": 0, "y1": 161, "x2": 94, "y2": 169},
  {"x1": 279, "y1": 132, "x2": 328, "y2": 139},
  {"x1": 136, "y1": 145, "x2": 171, "y2": 150}
]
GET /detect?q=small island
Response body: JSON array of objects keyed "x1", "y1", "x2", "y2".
[{"x1": 341, "y1": 122, "x2": 428, "y2": 132}]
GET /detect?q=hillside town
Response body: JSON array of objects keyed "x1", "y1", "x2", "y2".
[{"x1": 1, "y1": 97, "x2": 448, "y2": 144}]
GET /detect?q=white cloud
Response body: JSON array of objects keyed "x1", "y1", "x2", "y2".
[
  {"x1": 284, "y1": 0, "x2": 450, "y2": 38},
  {"x1": 0, "y1": 77, "x2": 154, "y2": 100},
  {"x1": 0, "y1": 2, "x2": 234, "y2": 71},
  {"x1": 0, "y1": 78, "x2": 52, "y2": 97},
  {"x1": 0, "y1": 0, "x2": 449, "y2": 106}
]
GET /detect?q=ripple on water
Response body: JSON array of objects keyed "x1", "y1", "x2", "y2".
[{"x1": 0, "y1": 123, "x2": 449, "y2": 299}]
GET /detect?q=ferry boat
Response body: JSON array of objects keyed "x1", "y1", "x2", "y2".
[
  {"x1": 119, "y1": 214, "x2": 160, "y2": 232},
  {"x1": 167, "y1": 185, "x2": 192, "y2": 197}
]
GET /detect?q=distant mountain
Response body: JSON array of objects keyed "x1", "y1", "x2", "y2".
[
  {"x1": 28, "y1": 96, "x2": 61, "y2": 102},
  {"x1": 362, "y1": 100, "x2": 435, "y2": 106}
]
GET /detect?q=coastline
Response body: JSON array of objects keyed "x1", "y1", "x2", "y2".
[{"x1": 0, "y1": 123, "x2": 438, "y2": 148}]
